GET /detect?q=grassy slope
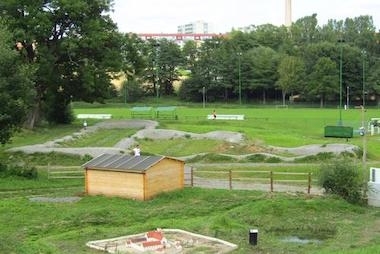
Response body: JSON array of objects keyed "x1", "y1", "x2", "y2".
[
  {"x1": 1, "y1": 186, "x2": 380, "y2": 254},
  {"x1": 1, "y1": 103, "x2": 380, "y2": 253}
]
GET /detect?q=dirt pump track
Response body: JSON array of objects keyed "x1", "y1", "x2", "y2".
[{"x1": 7, "y1": 119, "x2": 358, "y2": 195}]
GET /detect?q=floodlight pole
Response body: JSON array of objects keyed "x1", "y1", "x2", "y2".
[
  {"x1": 124, "y1": 84, "x2": 127, "y2": 104},
  {"x1": 202, "y1": 86, "x2": 205, "y2": 108},
  {"x1": 362, "y1": 50, "x2": 367, "y2": 170},
  {"x1": 237, "y1": 52, "x2": 242, "y2": 105},
  {"x1": 154, "y1": 43, "x2": 160, "y2": 100},
  {"x1": 338, "y1": 39, "x2": 344, "y2": 126},
  {"x1": 362, "y1": 50, "x2": 366, "y2": 109}
]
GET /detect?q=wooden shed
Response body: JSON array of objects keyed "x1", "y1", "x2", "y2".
[{"x1": 83, "y1": 154, "x2": 185, "y2": 200}]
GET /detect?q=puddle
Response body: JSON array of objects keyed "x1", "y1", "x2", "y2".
[{"x1": 281, "y1": 236, "x2": 323, "y2": 244}]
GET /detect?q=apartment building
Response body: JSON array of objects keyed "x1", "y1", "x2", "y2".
[{"x1": 177, "y1": 20, "x2": 212, "y2": 34}]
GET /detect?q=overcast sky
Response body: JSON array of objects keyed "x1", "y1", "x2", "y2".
[{"x1": 110, "y1": 0, "x2": 380, "y2": 34}]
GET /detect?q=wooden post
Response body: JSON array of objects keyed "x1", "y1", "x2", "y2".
[
  {"x1": 270, "y1": 171, "x2": 273, "y2": 192},
  {"x1": 229, "y1": 170, "x2": 232, "y2": 190},
  {"x1": 84, "y1": 168, "x2": 88, "y2": 194},
  {"x1": 191, "y1": 167, "x2": 194, "y2": 187},
  {"x1": 143, "y1": 173, "x2": 146, "y2": 201},
  {"x1": 308, "y1": 172, "x2": 312, "y2": 194},
  {"x1": 180, "y1": 162, "x2": 185, "y2": 188}
]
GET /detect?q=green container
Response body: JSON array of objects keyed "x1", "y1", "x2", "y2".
[{"x1": 324, "y1": 126, "x2": 353, "y2": 138}]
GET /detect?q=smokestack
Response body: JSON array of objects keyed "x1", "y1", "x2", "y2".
[{"x1": 285, "y1": 0, "x2": 292, "y2": 27}]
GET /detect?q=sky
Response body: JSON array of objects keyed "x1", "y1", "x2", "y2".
[{"x1": 109, "y1": 0, "x2": 380, "y2": 34}]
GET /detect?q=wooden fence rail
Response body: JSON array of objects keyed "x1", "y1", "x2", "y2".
[
  {"x1": 47, "y1": 165, "x2": 84, "y2": 179},
  {"x1": 47, "y1": 165, "x2": 315, "y2": 194},
  {"x1": 185, "y1": 168, "x2": 314, "y2": 194}
]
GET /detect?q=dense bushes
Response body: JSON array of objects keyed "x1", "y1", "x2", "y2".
[
  {"x1": 122, "y1": 80, "x2": 145, "y2": 102},
  {"x1": 0, "y1": 161, "x2": 38, "y2": 179},
  {"x1": 318, "y1": 159, "x2": 365, "y2": 204}
]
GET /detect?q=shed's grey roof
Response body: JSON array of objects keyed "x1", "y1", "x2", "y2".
[{"x1": 83, "y1": 154, "x2": 166, "y2": 172}]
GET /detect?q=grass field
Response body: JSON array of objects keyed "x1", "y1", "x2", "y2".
[
  {"x1": 73, "y1": 104, "x2": 380, "y2": 160},
  {"x1": 1, "y1": 184, "x2": 380, "y2": 254},
  {"x1": 1, "y1": 102, "x2": 380, "y2": 253}
]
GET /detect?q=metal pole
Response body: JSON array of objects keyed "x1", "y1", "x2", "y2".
[
  {"x1": 154, "y1": 43, "x2": 160, "y2": 100},
  {"x1": 202, "y1": 86, "x2": 205, "y2": 108},
  {"x1": 238, "y1": 52, "x2": 242, "y2": 105},
  {"x1": 362, "y1": 50, "x2": 367, "y2": 171},
  {"x1": 124, "y1": 84, "x2": 127, "y2": 104},
  {"x1": 339, "y1": 42, "x2": 343, "y2": 125},
  {"x1": 362, "y1": 50, "x2": 366, "y2": 108},
  {"x1": 156, "y1": 64, "x2": 159, "y2": 100}
]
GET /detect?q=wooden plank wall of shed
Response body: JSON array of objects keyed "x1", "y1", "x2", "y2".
[
  {"x1": 86, "y1": 169, "x2": 144, "y2": 200},
  {"x1": 144, "y1": 159, "x2": 184, "y2": 199}
]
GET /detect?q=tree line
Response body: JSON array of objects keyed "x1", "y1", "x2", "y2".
[
  {"x1": 164, "y1": 15, "x2": 380, "y2": 107},
  {"x1": 0, "y1": 1, "x2": 380, "y2": 144}
]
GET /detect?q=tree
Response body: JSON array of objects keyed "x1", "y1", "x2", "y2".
[
  {"x1": 343, "y1": 15, "x2": 377, "y2": 50},
  {"x1": 291, "y1": 14, "x2": 320, "y2": 45},
  {"x1": 121, "y1": 33, "x2": 146, "y2": 80},
  {"x1": 140, "y1": 39, "x2": 183, "y2": 96},
  {"x1": 307, "y1": 57, "x2": 338, "y2": 107},
  {"x1": 118, "y1": 33, "x2": 146, "y2": 102},
  {"x1": 1, "y1": 0, "x2": 123, "y2": 127},
  {"x1": 156, "y1": 39, "x2": 184, "y2": 95},
  {"x1": 188, "y1": 39, "x2": 222, "y2": 102},
  {"x1": 212, "y1": 38, "x2": 236, "y2": 102},
  {"x1": 122, "y1": 79, "x2": 145, "y2": 103},
  {"x1": 254, "y1": 24, "x2": 288, "y2": 51},
  {"x1": 0, "y1": 22, "x2": 35, "y2": 144},
  {"x1": 277, "y1": 55, "x2": 305, "y2": 105},
  {"x1": 367, "y1": 57, "x2": 380, "y2": 105},
  {"x1": 179, "y1": 38, "x2": 225, "y2": 102},
  {"x1": 245, "y1": 46, "x2": 279, "y2": 104},
  {"x1": 182, "y1": 40, "x2": 199, "y2": 71},
  {"x1": 178, "y1": 75, "x2": 205, "y2": 102}
]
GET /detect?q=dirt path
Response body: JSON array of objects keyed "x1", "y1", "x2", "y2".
[{"x1": 7, "y1": 120, "x2": 244, "y2": 157}]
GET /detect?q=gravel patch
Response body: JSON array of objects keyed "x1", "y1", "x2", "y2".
[{"x1": 29, "y1": 196, "x2": 81, "y2": 203}]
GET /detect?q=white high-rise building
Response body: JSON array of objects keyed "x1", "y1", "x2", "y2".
[{"x1": 177, "y1": 20, "x2": 212, "y2": 34}]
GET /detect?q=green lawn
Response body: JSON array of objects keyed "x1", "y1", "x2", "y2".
[
  {"x1": 59, "y1": 128, "x2": 138, "y2": 147},
  {"x1": 73, "y1": 105, "x2": 380, "y2": 160},
  {"x1": 1, "y1": 183, "x2": 380, "y2": 254}
]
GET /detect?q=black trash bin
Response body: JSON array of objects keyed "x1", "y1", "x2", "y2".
[{"x1": 249, "y1": 229, "x2": 258, "y2": 245}]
